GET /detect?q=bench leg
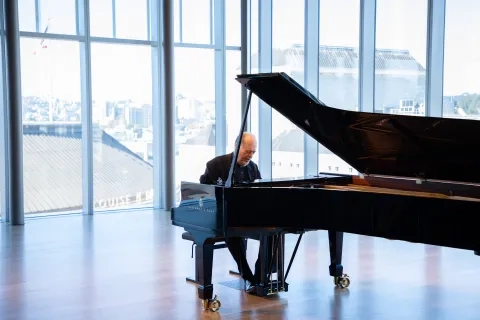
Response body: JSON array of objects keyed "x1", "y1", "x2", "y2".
[{"x1": 186, "y1": 239, "x2": 247, "y2": 286}]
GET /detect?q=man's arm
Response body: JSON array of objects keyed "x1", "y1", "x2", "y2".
[
  {"x1": 199, "y1": 162, "x2": 215, "y2": 184},
  {"x1": 254, "y1": 163, "x2": 262, "y2": 180}
]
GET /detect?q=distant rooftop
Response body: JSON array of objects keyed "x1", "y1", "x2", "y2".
[
  {"x1": 184, "y1": 123, "x2": 215, "y2": 146},
  {"x1": 23, "y1": 122, "x2": 153, "y2": 214},
  {"x1": 251, "y1": 45, "x2": 425, "y2": 72}
]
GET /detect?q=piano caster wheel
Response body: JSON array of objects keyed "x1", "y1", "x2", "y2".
[
  {"x1": 334, "y1": 274, "x2": 350, "y2": 289},
  {"x1": 202, "y1": 295, "x2": 221, "y2": 312}
]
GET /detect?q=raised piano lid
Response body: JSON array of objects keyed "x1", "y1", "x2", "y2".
[{"x1": 236, "y1": 72, "x2": 480, "y2": 185}]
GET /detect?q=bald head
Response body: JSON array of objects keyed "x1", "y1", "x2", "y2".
[{"x1": 235, "y1": 132, "x2": 257, "y2": 166}]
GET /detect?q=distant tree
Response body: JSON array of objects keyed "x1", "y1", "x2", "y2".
[{"x1": 457, "y1": 93, "x2": 480, "y2": 114}]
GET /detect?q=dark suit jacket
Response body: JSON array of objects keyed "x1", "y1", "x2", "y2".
[{"x1": 199, "y1": 152, "x2": 261, "y2": 185}]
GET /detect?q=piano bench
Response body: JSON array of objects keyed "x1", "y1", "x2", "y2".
[{"x1": 181, "y1": 231, "x2": 226, "y2": 246}]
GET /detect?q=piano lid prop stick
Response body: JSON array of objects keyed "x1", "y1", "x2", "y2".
[
  {"x1": 284, "y1": 233, "x2": 304, "y2": 282},
  {"x1": 281, "y1": 235, "x2": 285, "y2": 290},
  {"x1": 225, "y1": 89, "x2": 253, "y2": 188},
  {"x1": 270, "y1": 239, "x2": 274, "y2": 293},
  {"x1": 276, "y1": 236, "x2": 280, "y2": 293}
]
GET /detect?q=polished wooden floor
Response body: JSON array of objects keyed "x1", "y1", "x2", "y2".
[{"x1": 1, "y1": 209, "x2": 479, "y2": 320}]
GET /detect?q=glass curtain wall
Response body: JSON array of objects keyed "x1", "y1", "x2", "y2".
[
  {"x1": 375, "y1": 0, "x2": 428, "y2": 115},
  {"x1": 443, "y1": 0, "x2": 480, "y2": 119},
  {"x1": 251, "y1": 0, "x2": 472, "y2": 186},
  {"x1": 2, "y1": 0, "x2": 478, "y2": 219},
  {"x1": 18, "y1": 0, "x2": 157, "y2": 216},
  {"x1": 173, "y1": 0, "x2": 242, "y2": 204},
  {"x1": 317, "y1": 0, "x2": 360, "y2": 175}
]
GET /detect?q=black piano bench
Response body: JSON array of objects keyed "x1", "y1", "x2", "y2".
[{"x1": 181, "y1": 231, "x2": 245, "y2": 284}]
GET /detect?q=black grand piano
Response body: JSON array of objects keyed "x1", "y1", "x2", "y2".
[{"x1": 171, "y1": 72, "x2": 480, "y2": 312}]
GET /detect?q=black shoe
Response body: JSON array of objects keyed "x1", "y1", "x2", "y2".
[
  {"x1": 244, "y1": 280, "x2": 258, "y2": 295},
  {"x1": 246, "y1": 283, "x2": 257, "y2": 295}
]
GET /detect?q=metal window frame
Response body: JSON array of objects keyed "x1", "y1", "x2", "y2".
[
  {"x1": 359, "y1": 0, "x2": 376, "y2": 113},
  {"x1": 209, "y1": 0, "x2": 214, "y2": 45},
  {"x1": 147, "y1": 0, "x2": 151, "y2": 40},
  {"x1": 178, "y1": 0, "x2": 183, "y2": 42},
  {"x1": 240, "y1": 0, "x2": 251, "y2": 131},
  {"x1": 35, "y1": 0, "x2": 41, "y2": 32},
  {"x1": 112, "y1": 0, "x2": 117, "y2": 38},
  {"x1": 150, "y1": 0, "x2": 164, "y2": 209},
  {"x1": 425, "y1": 0, "x2": 445, "y2": 117},
  {"x1": 304, "y1": 0, "x2": 319, "y2": 176},
  {"x1": 214, "y1": 0, "x2": 226, "y2": 156},
  {"x1": 76, "y1": 0, "x2": 94, "y2": 215},
  {"x1": 257, "y1": 0, "x2": 272, "y2": 179}
]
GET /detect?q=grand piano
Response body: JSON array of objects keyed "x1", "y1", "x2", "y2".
[{"x1": 171, "y1": 72, "x2": 480, "y2": 312}]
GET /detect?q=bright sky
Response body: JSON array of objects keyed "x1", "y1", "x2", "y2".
[{"x1": 15, "y1": 0, "x2": 480, "y2": 102}]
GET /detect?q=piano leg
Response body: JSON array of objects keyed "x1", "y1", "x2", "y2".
[
  {"x1": 475, "y1": 250, "x2": 479, "y2": 256},
  {"x1": 328, "y1": 231, "x2": 350, "y2": 288},
  {"x1": 195, "y1": 244, "x2": 221, "y2": 312},
  {"x1": 257, "y1": 235, "x2": 272, "y2": 289}
]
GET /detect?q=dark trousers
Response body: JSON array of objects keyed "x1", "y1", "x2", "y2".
[{"x1": 225, "y1": 236, "x2": 273, "y2": 285}]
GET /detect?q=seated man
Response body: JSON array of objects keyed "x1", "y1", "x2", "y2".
[{"x1": 199, "y1": 132, "x2": 264, "y2": 291}]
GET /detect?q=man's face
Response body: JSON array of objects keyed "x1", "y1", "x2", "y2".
[{"x1": 237, "y1": 137, "x2": 257, "y2": 166}]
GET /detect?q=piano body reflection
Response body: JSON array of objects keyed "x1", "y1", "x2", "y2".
[{"x1": 171, "y1": 72, "x2": 480, "y2": 312}]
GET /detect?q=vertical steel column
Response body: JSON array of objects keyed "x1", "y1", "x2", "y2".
[
  {"x1": 77, "y1": 0, "x2": 94, "y2": 214},
  {"x1": 214, "y1": 0, "x2": 226, "y2": 156},
  {"x1": 5, "y1": 0, "x2": 25, "y2": 225},
  {"x1": 304, "y1": 0, "x2": 319, "y2": 176},
  {"x1": 163, "y1": 0, "x2": 176, "y2": 210},
  {"x1": 35, "y1": 0, "x2": 41, "y2": 32},
  {"x1": 359, "y1": 0, "x2": 376, "y2": 113},
  {"x1": 425, "y1": 0, "x2": 446, "y2": 117},
  {"x1": 240, "y1": 0, "x2": 251, "y2": 132},
  {"x1": 150, "y1": 0, "x2": 163, "y2": 209},
  {"x1": 112, "y1": 0, "x2": 117, "y2": 38},
  {"x1": 257, "y1": 0, "x2": 272, "y2": 179},
  {"x1": 0, "y1": 0, "x2": 9, "y2": 221}
]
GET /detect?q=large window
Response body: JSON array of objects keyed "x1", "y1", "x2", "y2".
[
  {"x1": 226, "y1": 0, "x2": 241, "y2": 47},
  {"x1": 248, "y1": 0, "x2": 259, "y2": 165},
  {"x1": 20, "y1": 38, "x2": 82, "y2": 215},
  {"x1": 11, "y1": 0, "x2": 477, "y2": 220},
  {"x1": 226, "y1": 50, "x2": 242, "y2": 152},
  {"x1": 225, "y1": 0, "x2": 242, "y2": 151},
  {"x1": 176, "y1": 0, "x2": 212, "y2": 44},
  {"x1": 375, "y1": 0, "x2": 427, "y2": 116},
  {"x1": 18, "y1": 0, "x2": 36, "y2": 32},
  {"x1": 443, "y1": 0, "x2": 480, "y2": 118},
  {"x1": 90, "y1": 0, "x2": 149, "y2": 39},
  {"x1": 318, "y1": 0, "x2": 360, "y2": 175},
  {"x1": 91, "y1": 43, "x2": 153, "y2": 212},
  {"x1": 174, "y1": 47, "x2": 215, "y2": 204},
  {"x1": 19, "y1": 0, "x2": 78, "y2": 34},
  {"x1": 271, "y1": 0, "x2": 304, "y2": 178},
  {"x1": 16, "y1": 0, "x2": 158, "y2": 217}
]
